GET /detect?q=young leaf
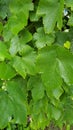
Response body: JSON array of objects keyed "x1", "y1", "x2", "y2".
[{"x1": 64, "y1": 41, "x2": 71, "y2": 49}]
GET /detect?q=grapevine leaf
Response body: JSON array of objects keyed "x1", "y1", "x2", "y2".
[
  {"x1": 6, "y1": 81, "x2": 27, "y2": 124},
  {"x1": 52, "y1": 106, "x2": 61, "y2": 120},
  {"x1": 33, "y1": 27, "x2": 55, "y2": 49},
  {"x1": 9, "y1": 36, "x2": 20, "y2": 56},
  {"x1": 9, "y1": 30, "x2": 32, "y2": 55},
  {"x1": 0, "y1": 90, "x2": 13, "y2": 129},
  {"x1": 0, "y1": 0, "x2": 73, "y2": 128},
  {"x1": 0, "y1": 62, "x2": 16, "y2": 80},
  {"x1": 19, "y1": 29, "x2": 32, "y2": 45},
  {"x1": 64, "y1": 41, "x2": 71, "y2": 49},
  {"x1": 37, "y1": 45, "x2": 73, "y2": 98},
  {"x1": 65, "y1": 0, "x2": 73, "y2": 10},
  {"x1": 55, "y1": 31, "x2": 70, "y2": 46},
  {"x1": 0, "y1": 22, "x2": 3, "y2": 34},
  {"x1": 37, "y1": 0, "x2": 59, "y2": 33},
  {"x1": 57, "y1": 47, "x2": 73, "y2": 85},
  {"x1": 57, "y1": 0, "x2": 64, "y2": 29},
  {"x1": 62, "y1": 97, "x2": 73, "y2": 124},
  {"x1": 0, "y1": 0, "x2": 10, "y2": 19},
  {"x1": 0, "y1": 41, "x2": 11, "y2": 61},
  {"x1": 12, "y1": 48, "x2": 36, "y2": 78},
  {"x1": 8, "y1": 0, "x2": 33, "y2": 34},
  {"x1": 68, "y1": 12, "x2": 73, "y2": 26},
  {"x1": 37, "y1": 46, "x2": 63, "y2": 99},
  {"x1": 29, "y1": 99, "x2": 50, "y2": 129},
  {"x1": 8, "y1": 13, "x2": 27, "y2": 34},
  {"x1": 21, "y1": 46, "x2": 37, "y2": 75},
  {"x1": 12, "y1": 56, "x2": 26, "y2": 78},
  {"x1": 3, "y1": 24, "x2": 13, "y2": 42},
  {"x1": 30, "y1": 0, "x2": 40, "y2": 22},
  {"x1": 27, "y1": 75, "x2": 44, "y2": 101},
  {"x1": 30, "y1": 11, "x2": 39, "y2": 22},
  {"x1": 9, "y1": 0, "x2": 33, "y2": 15}
]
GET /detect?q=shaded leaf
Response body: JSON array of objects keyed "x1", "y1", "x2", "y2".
[{"x1": 28, "y1": 75, "x2": 44, "y2": 101}]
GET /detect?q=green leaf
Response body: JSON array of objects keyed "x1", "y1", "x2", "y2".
[
  {"x1": 57, "y1": 0, "x2": 64, "y2": 29},
  {"x1": 12, "y1": 77, "x2": 27, "y2": 97},
  {"x1": 9, "y1": 30, "x2": 32, "y2": 55},
  {"x1": 6, "y1": 81, "x2": 27, "y2": 124},
  {"x1": 19, "y1": 29, "x2": 32, "y2": 45},
  {"x1": 3, "y1": 24, "x2": 13, "y2": 42},
  {"x1": 55, "y1": 31, "x2": 70, "y2": 46},
  {"x1": 30, "y1": 11, "x2": 39, "y2": 22},
  {"x1": 37, "y1": 45, "x2": 73, "y2": 98},
  {"x1": 0, "y1": 22, "x2": 3, "y2": 34},
  {"x1": 68, "y1": 12, "x2": 73, "y2": 26},
  {"x1": 65, "y1": 0, "x2": 73, "y2": 10},
  {"x1": 64, "y1": 41, "x2": 71, "y2": 49},
  {"x1": 28, "y1": 96, "x2": 49, "y2": 121},
  {"x1": 33, "y1": 27, "x2": 55, "y2": 49},
  {"x1": 29, "y1": 99, "x2": 50, "y2": 130},
  {"x1": 0, "y1": 41, "x2": 11, "y2": 61},
  {"x1": 12, "y1": 56, "x2": 26, "y2": 78},
  {"x1": 0, "y1": 62, "x2": 16, "y2": 80},
  {"x1": 0, "y1": 0, "x2": 10, "y2": 19},
  {"x1": 30, "y1": 0, "x2": 40, "y2": 22},
  {"x1": 12, "y1": 48, "x2": 36, "y2": 78},
  {"x1": 37, "y1": 0, "x2": 59, "y2": 33},
  {"x1": 52, "y1": 106, "x2": 61, "y2": 120},
  {"x1": 9, "y1": 0, "x2": 33, "y2": 15},
  {"x1": 57, "y1": 47, "x2": 73, "y2": 85},
  {"x1": 8, "y1": 14, "x2": 27, "y2": 34},
  {"x1": 62, "y1": 97, "x2": 73, "y2": 124},
  {"x1": 9, "y1": 36, "x2": 20, "y2": 56},
  {"x1": 1, "y1": 0, "x2": 73, "y2": 128},
  {"x1": 27, "y1": 75, "x2": 44, "y2": 101},
  {"x1": 37, "y1": 46, "x2": 63, "y2": 99},
  {"x1": 8, "y1": 0, "x2": 33, "y2": 34},
  {"x1": 19, "y1": 45, "x2": 36, "y2": 75},
  {"x1": 0, "y1": 90, "x2": 13, "y2": 129}
]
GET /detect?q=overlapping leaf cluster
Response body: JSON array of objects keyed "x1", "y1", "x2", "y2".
[{"x1": 0, "y1": 0, "x2": 73, "y2": 129}]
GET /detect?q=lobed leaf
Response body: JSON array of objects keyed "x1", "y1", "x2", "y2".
[{"x1": 37, "y1": 45, "x2": 73, "y2": 99}]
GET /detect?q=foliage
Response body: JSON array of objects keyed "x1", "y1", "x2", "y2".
[{"x1": 0, "y1": 0, "x2": 73, "y2": 129}]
